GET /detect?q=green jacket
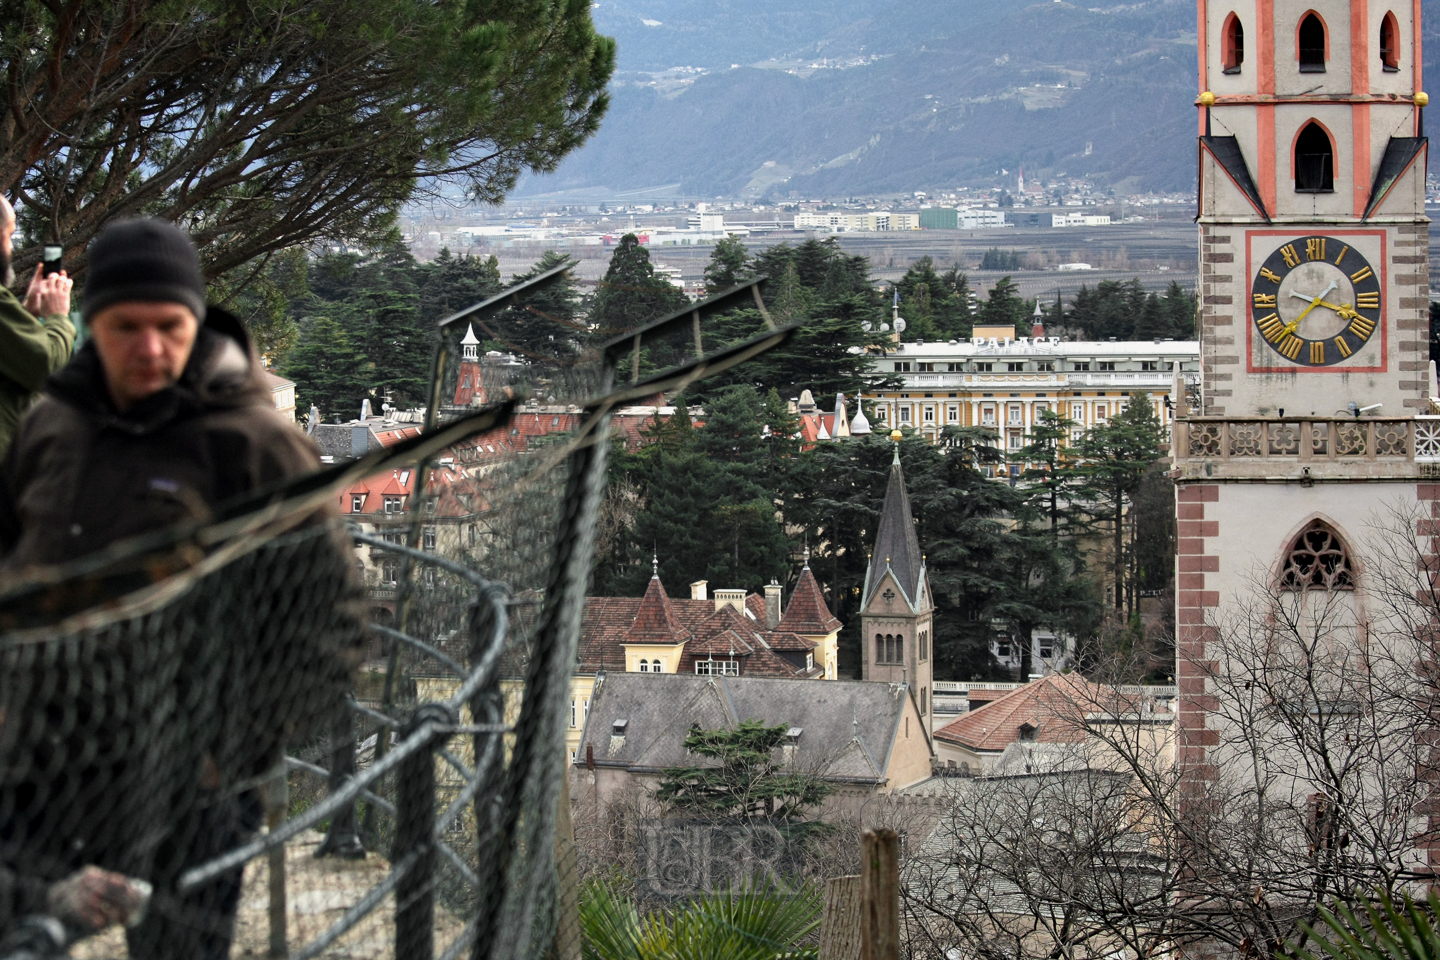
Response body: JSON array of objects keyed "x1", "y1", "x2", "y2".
[{"x1": 0, "y1": 286, "x2": 75, "y2": 457}]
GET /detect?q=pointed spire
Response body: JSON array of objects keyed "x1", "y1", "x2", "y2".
[
  {"x1": 652, "y1": 549, "x2": 659, "y2": 577},
  {"x1": 850, "y1": 399, "x2": 871, "y2": 435},
  {"x1": 623, "y1": 573, "x2": 691, "y2": 645},
  {"x1": 778, "y1": 561, "x2": 842, "y2": 636},
  {"x1": 864, "y1": 441, "x2": 925, "y2": 607},
  {"x1": 461, "y1": 323, "x2": 480, "y2": 362}
]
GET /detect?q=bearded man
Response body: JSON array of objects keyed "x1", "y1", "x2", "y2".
[{"x1": 0, "y1": 196, "x2": 74, "y2": 457}]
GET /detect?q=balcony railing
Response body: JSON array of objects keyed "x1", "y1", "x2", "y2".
[
  {"x1": 1175, "y1": 416, "x2": 1440, "y2": 462},
  {"x1": 898, "y1": 371, "x2": 1175, "y2": 390}
]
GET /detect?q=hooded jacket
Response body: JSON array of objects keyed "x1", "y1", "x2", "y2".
[{"x1": 0, "y1": 307, "x2": 318, "y2": 571}]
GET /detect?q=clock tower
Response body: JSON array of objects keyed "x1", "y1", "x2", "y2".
[{"x1": 1177, "y1": 0, "x2": 1431, "y2": 888}]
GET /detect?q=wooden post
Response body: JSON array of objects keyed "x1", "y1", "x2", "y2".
[
  {"x1": 860, "y1": 829, "x2": 900, "y2": 960},
  {"x1": 551, "y1": 768, "x2": 581, "y2": 960},
  {"x1": 820, "y1": 875, "x2": 862, "y2": 960},
  {"x1": 266, "y1": 771, "x2": 289, "y2": 958}
]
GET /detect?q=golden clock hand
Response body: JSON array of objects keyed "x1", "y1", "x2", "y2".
[
  {"x1": 1281, "y1": 298, "x2": 1324, "y2": 337},
  {"x1": 1311, "y1": 298, "x2": 1360, "y2": 321}
]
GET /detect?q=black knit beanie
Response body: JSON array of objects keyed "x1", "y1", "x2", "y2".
[{"x1": 83, "y1": 218, "x2": 207, "y2": 323}]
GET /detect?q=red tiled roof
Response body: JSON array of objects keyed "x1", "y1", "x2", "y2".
[
  {"x1": 579, "y1": 585, "x2": 820, "y2": 679},
  {"x1": 933, "y1": 673, "x2": 1100, "y2": 752},
  {"x1": 763, "y1": 631, "x2": 817, "y2": 652},
  {"x1": 622, "y1": 575, "x2": 692, "y2": 644},
  {"x1": 777, "y1": 565, "x2": 842, "y2": 635}
]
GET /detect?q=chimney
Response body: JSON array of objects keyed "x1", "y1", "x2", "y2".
[
  {"x1": 360, "y1": 398, "x2": 373, "y2": 420},
  {"x1": 350, "y1": 426, "x2": 369, "y2": 459},
  {"x1": 690, "y1": 580, "x2": 709, "y2": 601},
  {"x1": 714, "y1": 589, "x2": 745, "y2": 613},
  {"x1": 764, "y1": 581, "x2": 783, "y2": 629}
]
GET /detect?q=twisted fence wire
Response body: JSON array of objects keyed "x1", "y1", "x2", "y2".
[{"x1": 0, "y1": 267, "x2": 795, "y2": 960}]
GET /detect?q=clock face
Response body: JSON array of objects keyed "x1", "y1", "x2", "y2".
[{"x1": 1250, "y1": 235, "x2": 1382, "y2": 367}]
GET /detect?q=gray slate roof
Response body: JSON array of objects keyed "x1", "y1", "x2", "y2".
[
  {"x1": 309, "y1": 422, "x2": 385, "y2": 461},
  {"x1": 575, "y1": 672, "x2": 918, "y2": 785},
  {"x1": 863, "y1": 449, "x2": 925, "y2": 607}
]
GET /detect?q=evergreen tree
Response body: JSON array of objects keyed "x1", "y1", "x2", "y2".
[
  {"x1": 349, "y1": 243, "x2": 432, "y2": 407},
  {"x1": 1161, "y1": 280, "x2": 1197, "y2": 338},
  {"x1": 492, "y1": 250, "x2": 586, "y2": 361},
  {"x1": 214, "y1": 247, "x2": 309, "y2": 369},
  {"x1": 1132, "y1": 292, "x2": 1167, "y2": 339},
  {"x1": 977, "y1": 276, "x2": 1029, "y2": 337},
  {"x1": 1074, "y1": 396, "x2": 1166, "y2": 616},
  {"x1": 281, "y1": 314, "x2": 365, "y2": 420},
  {"x1": 704, "y1": 235, "x2": 753, "y2": 294},
  {"x1": 419, "y1": 248, "x2": 501, "y2": 321},
  {"x1": 590, "y1": 233, "x2": 688, "y2": 341},
  {"x1": 657, "y1": 720, "x2": 831, "y2": 819}
]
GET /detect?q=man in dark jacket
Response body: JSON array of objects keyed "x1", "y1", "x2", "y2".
[{"x1": 0, "y1": 219, "x2": 362, "y2": 959}]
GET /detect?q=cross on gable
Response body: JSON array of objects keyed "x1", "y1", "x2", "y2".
[{"x1": 882, "y1": 588, "x2": 896, "y2": 603}]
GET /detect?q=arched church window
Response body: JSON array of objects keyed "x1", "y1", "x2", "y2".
[
  {"x1": 1222, "y1": 13, "x2": 1245, "y2": 73},
  {"x1": 875, "y1": 633, "x2": 885, "y2": 662},
  {"x1": 1298, "y1": 13, "x2": 1326, "y2": 71},
  {"x1": 1279, "y1": 521, "x2": 1355, "y2": 591},
  {"x1": 1380, "y1": 12, "x2": 1400, "y2": 71},
  {"x1": 1295, "y1": 122, "x2": 1335, "y2": 193}
]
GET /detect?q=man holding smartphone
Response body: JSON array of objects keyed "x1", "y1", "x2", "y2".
[{"x1": 0, "y1": 196, "x2": 74, "y2": 457}]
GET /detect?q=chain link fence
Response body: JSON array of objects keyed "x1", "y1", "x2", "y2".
[{"x1": 0, "y1": 269, "x2": 796, "y2": 960}]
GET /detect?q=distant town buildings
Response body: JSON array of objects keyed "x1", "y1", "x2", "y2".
[{"x1": 793, "y1": 211, "x2": 921, "y2": 231}]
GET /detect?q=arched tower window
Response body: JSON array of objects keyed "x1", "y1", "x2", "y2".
[
  {"x1": 1298, "y1": 13, "x2": 1326, "y2": 71},
  {"x1": 1380, "y1": 12, "x2": 1400, "y2": 72},
  {"x1": 875, "y1": 633, "x2": 885, "y2": 663},
  {"x1": 1295, "y1": 122, "x2": 1335, "y2": 193},
  {"x1": 1222, "y1": 13, "x2": 1245, "y2": 73},
  {"x1": 1279, "y1": 521, "x2": 1354, "y2": 591}
]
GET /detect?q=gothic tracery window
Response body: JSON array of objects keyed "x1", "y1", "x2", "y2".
[{"x1": 1279, "y1": 521, "x2": 1354, "y2": 591}]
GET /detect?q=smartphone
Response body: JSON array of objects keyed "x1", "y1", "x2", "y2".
[{"x1": 42, "y1": 245, "x2": 62, "y2": 276}]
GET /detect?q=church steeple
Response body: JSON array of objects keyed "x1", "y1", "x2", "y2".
[
  {"x1": 862, "y1": 442, "x2": 925, "y2": 610},
  {"x1": 859, "y1": 441, "x2": 934, "y2": 739}
]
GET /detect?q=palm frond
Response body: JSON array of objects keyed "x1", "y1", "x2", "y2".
[{"x1": 1290, "y1": 889, "x2": 1440, "y2": 960}]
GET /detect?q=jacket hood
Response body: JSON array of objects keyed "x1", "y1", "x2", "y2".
[{"x1": 46, "y1": 305, "x2": 272, "y2": 433}]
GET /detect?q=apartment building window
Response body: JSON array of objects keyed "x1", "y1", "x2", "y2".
[
  {"x1": 1008, "y1": 431, "x2": 1023, "y2": 450},
  {"x1": 1037, "y1": 361, "x2": 1054, "y2": 372},
  {"x1": 947, "y1": 405, "x2": 960, "y2": 423},
  {"x1": 997, "y1": 642, "x2": 1011, "y2": 658},
  {"x1": 382, "y1": 561, "x2": 398, "y2": 584},
  {"x1": 1040, "y1": 643, "x2": 1054, "y2": 660},
  {"x1": 947, "y1": 362, "x2": 963, "y2": 372},
  {"x1": 917, "y1": 362, "x2": 935, "y2": 372},
  {"x1": 383, "y1": 496, "x2": 402, "y2": 513},
  {"x1": 981, "y1": 405, "x2": 996, "y2": 425},
  {"x1": 423, "y1": 527, "x2": 436, "y2": 550},
  {"x1": 351, "y1": 495, "x2": 365, "y2": 512},
  {"x1": 1096, "y1": 403, "x2": 1108, "y2": 420},
  {"x1": 876, "y1": 406, "x2": 888, "y2": 423},
  {"x1": 899, "y1": 407, "x2": 911, "y2": 423},
  {"x1": 1007, "y1": 362, "x2": 1024, "y2": 372},
  {"x1": 1008, "y1": 404, "x2": 1023, "y2": 425},
  {"x1": 975, "y1": 363, "x2": 993, "y2": 372},
  {"x1": 1072, "y1": 362, "x2": 1090, "y2": 371},
  {"x1": 1141, "y1": 361, "x2": 1159, "y2": 371},
  {"x1": 1098, "y1": 361, "x2": 1116, "y2": 371},
  {"x1": 807, "y1": 652, "x2": 814, "y2": 671},
  {"x1": 894, "y1": 361, "x2": 912, "y2": 372},
  {"x1": 570, "y1": 699, "x2": 578, "y2": 728},
  {"x1": 923, "y1": 406, "x2": 935, "y2": 423},
  {"x1": 1035, "y1": 402, "x2": 1050, "y2": 416}
]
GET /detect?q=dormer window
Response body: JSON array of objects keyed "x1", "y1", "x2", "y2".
[
  {"x1": 351, "y1": 495, "x2": 365, "y2": 512},
  {"x1": 1380, "y1": 12, "x2": 1400, "y2": 72},
  {"x1": 1298, "y1": 13, "x2": 1326, "y2": 72},
  {"x1": 1019, "y1": 722, "x2": 1038, "y2": 742},
  {"x1": 612, "y1": 719, "x2": 627, "y2": 735},
  {"x1": 1295, "y1": 122, "x2": 1335, "y2": 193},
  {"x1": 1222, "y1": 13, "x2": 1244, "y2": 73}
]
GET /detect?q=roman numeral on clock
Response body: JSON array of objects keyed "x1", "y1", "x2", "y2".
[
  {"x1": 1349, "y1": 315, "x2": 1376, "y2": 338},
  {"x1": 1355, "y1": 292, "x2": 1380, "y2": 310},
  {"x1": 1306, "y1": 238, "x2": 1326, "y2": 261},
  {"x1": 1280, "y1": 244, "x2": 1301, "y2": 268},
  {"x1": 1309, "y1": 341, "x2": 1325, "y2": 364},
  {"x1": 1253, "y1": 293, "x2": 1277, "y2": 308},
  {"x1": 1278, "y1": 335, "x2": 1303, "y2": 360},
  {"x1": 1350, "y1": 265, "x2": 1374, "y2": 283},
  {"x1": 1259, "y1": 267, "x2": 1283, "y2": 283},
  {"x1": 1334, "y1": 336, "x2": 1352, "y2": 358},
  {"x1": 1256, "y1": 313, "x2": 1284, "y2": 340}
]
